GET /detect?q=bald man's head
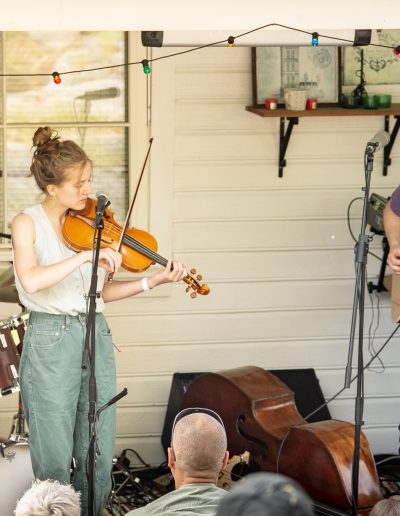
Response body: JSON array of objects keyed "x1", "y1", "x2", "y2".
[{"x1": 171, "y1": 412, "x2": 227, "y2": 477}]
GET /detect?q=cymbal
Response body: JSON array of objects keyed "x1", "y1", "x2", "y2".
[
  {"x1": 0, "y1": 265, "x2": 15, "y2": 288},
  {"x1": 0, "y1": 285, "x2": 19, "y2": 304}
]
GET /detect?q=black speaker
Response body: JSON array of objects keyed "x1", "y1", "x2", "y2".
[{"x1": 161, "y1": 368, "x2": 330, "y2": 458}]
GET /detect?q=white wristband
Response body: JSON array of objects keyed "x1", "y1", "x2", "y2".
[{"x1": 141, "y1": 277, "x2": 151, "y2": 291}]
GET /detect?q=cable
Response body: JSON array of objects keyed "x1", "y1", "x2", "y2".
[
  {"x1": 301, "y1": 321, "x2": 400, "y2": 423},
  {"x1": 0, "y1": 24, "x2": 398, "y2": 80}
]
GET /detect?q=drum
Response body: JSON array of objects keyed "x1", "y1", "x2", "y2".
[
  {"x1": 9, "y1": 311, "x2": 29, "y2": 354},
  {"x1": 0, "y1": 439, "x2": 34, "y2": 515},
  {"x1": 0, "y1": 320, "x2": 21, "y2": 396}
]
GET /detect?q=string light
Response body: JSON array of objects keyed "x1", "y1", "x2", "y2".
[
  {"x1": 141, "y1": 59, "x2": 151, "y2": 74},
  {"x1": 0, "y1": 24, "x2": 396, "y2": 83},
  {"x1": 52, "y1": 71, "x2": 61, "y2": 84},
  {"x1": 227, "y1": 36, "x2": 235, "y2": 47},
  {"x1": 311, "y1": 32, "x2": 319, "y2": 46}
]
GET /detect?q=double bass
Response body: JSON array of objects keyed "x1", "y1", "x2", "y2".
[{"x1": 182, "y1": 366, "x2": 382, "y2": 514}]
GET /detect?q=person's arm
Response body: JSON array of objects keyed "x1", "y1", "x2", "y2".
[
  {"x1": 102, "y1": 258, "x2": 187, "y2": 302},
  {"x1": 384, "y1": 201, "x2": 400, "y2": 273},
  {"x1": 12, "y1": 213, "x2": 121, "y2": 294}
]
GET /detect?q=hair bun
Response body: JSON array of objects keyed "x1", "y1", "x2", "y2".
[{"x1": 32, "y1": 127, "x2": 58, "y2": 148}]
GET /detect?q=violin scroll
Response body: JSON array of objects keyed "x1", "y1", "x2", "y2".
[{"x1": 184, "y1": 268, "x2": 210, "y2": 298}]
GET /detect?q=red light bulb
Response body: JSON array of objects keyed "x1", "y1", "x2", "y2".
[{"x1": 52, "y1": 71, "x2": 61, "y2": 84}]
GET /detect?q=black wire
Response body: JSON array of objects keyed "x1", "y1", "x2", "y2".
[
  {"x1": 347, "y1": 197, "x2": 363, "y2": 243},
  {"x1": 300, "y1": 322, "x2": 400, "y2": 424},
  {"x1": 367, "y1": 286, "x2": 385, "y2": 371},
  {"x1": 346, "y1": 196, "x2": 383, "y2": 262},
  {"x1": 122, "y1": 448, "x2": 150, "y2": 467},
  {"x1": 0, "y1": 24, "x2": 397, "y2": 78}
]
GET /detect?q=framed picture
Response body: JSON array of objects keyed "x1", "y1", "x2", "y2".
[
  {"x1": 252, "y1": 46, "x2": 342, "y2": 107},
  {"x1": 342, "y1": 29, "x2": 400, "y2": 86}
]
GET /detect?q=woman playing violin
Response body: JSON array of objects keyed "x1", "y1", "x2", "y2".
[{"x1": 11, "y1": 126, "x2": 187, "y2": 516}]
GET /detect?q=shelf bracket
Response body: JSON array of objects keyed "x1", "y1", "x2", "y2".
[
  {"x1": 279, "y1": 117, "x2": 298, "y2": 177},
  {"x1": 383, "y1": 115, "x2": 400, "y2": 176}
]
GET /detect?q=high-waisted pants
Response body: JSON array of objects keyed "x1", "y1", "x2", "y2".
[{"x1": 20, "y1": 311, "x2": 116, "y2": 516}]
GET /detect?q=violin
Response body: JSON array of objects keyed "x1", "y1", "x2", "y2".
[{"x1": 62, "y1": 197, "x2": 210, "y2": 298}]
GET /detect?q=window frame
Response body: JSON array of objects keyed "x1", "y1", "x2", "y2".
[{"x1": 0, "y1": 31, "x2": 151, "y2": 264}]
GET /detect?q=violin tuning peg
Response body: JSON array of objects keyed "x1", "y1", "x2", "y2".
[
  {"x1": 190, "y1": 292, "x2": 197, "y2": 299},
  {"x1": 185, "y1": 287, "x2": 191, "y2": 293},
  {"x1": 197, "y1": 275, "x2": 202, "y2": 281},
  {"x1": 190, "y1": 268, "x2": 196, "y2": 275}
]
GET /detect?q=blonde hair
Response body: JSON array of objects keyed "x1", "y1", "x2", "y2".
[{"x1": 30, "y1": 126, "x2": 90, "y2": 193}]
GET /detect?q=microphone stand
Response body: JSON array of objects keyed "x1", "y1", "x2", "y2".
[
  {"x1": 83, "y1": 202, "x2": 128, "y2": 516},
  {"x1": 344, "y1": 145, "x2": 375, "y2": 516}
]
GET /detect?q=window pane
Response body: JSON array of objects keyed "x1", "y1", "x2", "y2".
[
  {"x1": 5, "y1": 31, "x2": 127, "y2": 124},
  {"x1": 6, "y1": 127, "x2": 128, "y2": 230}
]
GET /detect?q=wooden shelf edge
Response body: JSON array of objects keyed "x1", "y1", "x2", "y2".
[{"x1": 246, "y1": 105, "x2": 400, "y2": 118}]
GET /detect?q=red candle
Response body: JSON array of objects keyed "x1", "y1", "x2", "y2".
[
  {"x1": 265, "y1": 98, "x2": 278, "y2": 110},
  {"x1": 306, "y1": 98, "x2": 318, "y2": 110}
]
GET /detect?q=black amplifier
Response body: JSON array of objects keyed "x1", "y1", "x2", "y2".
[{"x1": 367, "y1": 193, "x2": 389, "y2": 235}]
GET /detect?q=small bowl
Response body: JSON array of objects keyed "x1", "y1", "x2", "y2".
[
  {"x1": 374, "y1": 94, "x2": 392, "y2": 108},
  {"x1": 341, "y1": 94, "x2": 361, "y2": 109}
]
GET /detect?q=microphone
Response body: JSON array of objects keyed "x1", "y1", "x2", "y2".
[
  {"x1": 76, "y1": 87, "x2": 120, "y2": 101},
  {"x1": 366, "y1": 131, "x2": 390, "y2": 154},
  {"x1": 95, "y1": 193, "x2": 110, "y2": 227}
]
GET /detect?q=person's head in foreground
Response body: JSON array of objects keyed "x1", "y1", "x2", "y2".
[
  {"x1": 168, "y1": 407, "x2": 229, "y2": 488},
  {"x1": 370, "y1": 495, "x2": 400, "y2": 516},
  {"x1": 216, "y1": 471, "x2": 314, "y2": 516},
  {"x1": 15, "y1": 479, "x2": 81, "y2": 516}
]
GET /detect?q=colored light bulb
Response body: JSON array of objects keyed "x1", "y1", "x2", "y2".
[
  {"x1": 52, "y1": 71, "x2": 61, "y2": 84},
  {"x1": 394, "y1": 46, "x2": 400, "y2": 55},
  {"x1": 227, "y1": 36, "x2": 235, "y2": 47},
  {"x1": 141, "y1": 59, "x2": 151, "y2": 74},
  {"x1": 311, "y1": 32, "x2": 319, "y2": 46}
]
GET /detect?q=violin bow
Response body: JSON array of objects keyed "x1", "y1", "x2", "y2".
[{"x1": 108, "y1": 137, "x2": 154, "y2": 282}]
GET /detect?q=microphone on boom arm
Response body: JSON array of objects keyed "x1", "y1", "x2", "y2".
[
  {"x1": 366, "y1": 131, "x2": 390, "y2": 154},
  {"x1": 76, "y1": 87, "x2": 120, "y2": 101}
]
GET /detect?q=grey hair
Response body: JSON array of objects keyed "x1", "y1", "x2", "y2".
[
  {"x1": 172, "y1": 412, "x2": 227, "y2": 476},
  {"x1": 15, "y1": 480, "x2": 80, "y2": 516},
  {"x1": 370, "y1": 496, "x2": 400, "y2": 516}
]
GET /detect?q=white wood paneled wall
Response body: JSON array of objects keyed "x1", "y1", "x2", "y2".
[{"x1": 1, "y1": 44, "x2": 400, "y2": 465}]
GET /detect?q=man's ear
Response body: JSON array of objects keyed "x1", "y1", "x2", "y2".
[
  {"x1": 221, "y1": 450, "x2": 229, "y2": 470},
  {"x1": 167, "y1": 447, "x2": 175, "y2": 469}
]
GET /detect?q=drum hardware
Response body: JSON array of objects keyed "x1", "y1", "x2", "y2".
[
  {"x1": 0, "y1": 438, "x2": 34, "y2": 516},
  {"x1": 0, "y1": 318, "x2": 21, "y2": 397},
  {"x1": 0, "y1": 311, "x2": 29, "y2": 439},
  {"x1": 9, "y1": 395, "x2": 29, "y2": 442}
]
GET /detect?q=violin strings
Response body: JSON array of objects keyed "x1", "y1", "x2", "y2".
[
  {"x1": 99, "y1": 219, "x2": 167, "y2": 266},
  {"x1": 123, "y1": 233, "x2": 168, "y2": 266}
]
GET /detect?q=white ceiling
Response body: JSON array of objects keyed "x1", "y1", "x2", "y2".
[{"x1": 2, "y1": 0, "x2": 400, "y2": 30}]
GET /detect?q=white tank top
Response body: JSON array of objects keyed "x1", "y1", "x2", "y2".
[{"x1": 13, "y1": 204, "x2": 105, "y2": 315}]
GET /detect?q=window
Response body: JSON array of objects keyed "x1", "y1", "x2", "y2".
[{"x1": 0, "y1": 31, "x2": 129, "y2": 245}]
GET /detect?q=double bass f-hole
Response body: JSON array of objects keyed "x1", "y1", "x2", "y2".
[{"x1": 236, "y1": 415, "x2": 268, "y2": 458}]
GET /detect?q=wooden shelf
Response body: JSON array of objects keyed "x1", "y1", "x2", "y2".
[
  {"x1": 246, "y1": 104, "x2": 400, "y2": 118},
  {"x1": 245, "y1": 105, "x2": 400, "y2": 177}
]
